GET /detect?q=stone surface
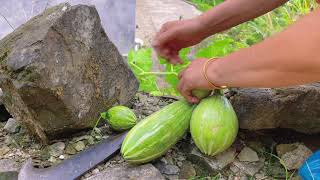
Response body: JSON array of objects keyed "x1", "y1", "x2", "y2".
[
  {"x1": 0, "y1": 171, "x2": 18, "y2": 180},
  {"x1": 74, "y1": 141, "x2": 85, "y2": 152},
  {"x1": 49, "y1": 142, "x2": 65, "y2": 157},
  {"x1": 237, "y1": 147, "x2": 259, "y2": 162},
  {"x1": 155, "y1": 163, "x2": 180, "y2": 175},
  {"x1": 179, "y1": 161, "x2": 196, "y2": 179},
  {"x1": 0, "y1": 146, "x2": 10, "y2": 156},
  {"x1": 85, "y1": 164, "x2": 165, "y2": 180},
  {"x1": 229, "y1": 84, "x2": 320, "y2": 134},
  {"x1": 233, "y1": 160, "x2": 264, "y2": 176},
  {"x1": 0, "y1": 159, "x2": 20, "y2": 180},
  {"x1": 4, "y1": 118, "x2": 20, "y2": 133},
  {"x1": 229, "y1": 164, "x2": 240, "y2": 173},
  {"x1": 276, "y1": 143, "x2": 299, "y2": 157},
  {"x1": 65, "y1": 143, "x2": 77, "y2": 155},
  {"x1": 0, "y1": 159, "x2": 21, "y2": 172},
  {"x1": 0, "y1": 3, "x2": 138, "y2": 142},
  {"x1": 187, "y1": 145, "x2": 236, "y2": 172},
  {"x1": 281, "y1": 143, "x2": 312, "y2": 170}
]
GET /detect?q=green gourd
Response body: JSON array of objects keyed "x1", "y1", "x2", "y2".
[
  {"x1": 107, "y1": 106, "x2": 137, "y2": 131},
  {"x1": 121, "y1": 100, "x2": 195, "y2": 164},
  {"x1": 190, "y1": 93, "x2": 238, "y2": 156}
]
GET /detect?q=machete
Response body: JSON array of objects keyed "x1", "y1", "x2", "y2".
[{"x1": 18, "y1": 131, "x2": 127, "y2": 180}]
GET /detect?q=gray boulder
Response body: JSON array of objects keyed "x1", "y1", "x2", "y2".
[
  {"x1": 229, "y1": 83, "x2": 320, "y2": 134},
  {"x1": 0, "y1": 3, "x2": 138, "y2": 142}
]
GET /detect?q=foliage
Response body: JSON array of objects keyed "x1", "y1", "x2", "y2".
[
  {"x1": 191, "y1": 0, "x2": 224, "y2": 11},
  {"x1": 127, "y1": 36, "x2": 243, "y2": 96},
  {"x1": 127, "y1": 0, "x2": 318, "y2": 96},
  {"x1": 195, "y1": 35, "x2": 247, "y2": 58},
  {"x1": 127, "y1": 48, "x2": 190, "y2": 96}
]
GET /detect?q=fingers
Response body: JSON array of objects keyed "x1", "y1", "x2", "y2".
[
  {"x1": 178, "y1": 80, "x2": 200, "y2": 104},
  {"x1": 178, "y1": 69, "x2": 185, "y2": 80},
  {"x1": 154, "y1": 45, "x2": 182, "y2": 64},
  {"x1": 171, "y1": 52, "x2": 183, "y2": 64},
  {"x1": 152, "y1": 21, "x2": 182, "y2": 64}
]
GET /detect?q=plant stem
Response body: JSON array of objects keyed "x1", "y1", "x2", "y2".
[
  {"x1": 129, "y1": 62, "x2": 145, "y2": 73},
  {"x1": 91, "y1": 116, "x2": 102, "y2": 135}
]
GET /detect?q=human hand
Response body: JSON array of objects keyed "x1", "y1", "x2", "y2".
[
  {"x1": 152, "y1": 18, "x2": 206, "y2": 64},
  {"x1": 178, "y1": 58, "x2": 216, "y2": 103}
]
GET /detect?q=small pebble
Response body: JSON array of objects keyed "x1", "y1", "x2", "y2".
[
  {"x1": 0, "y1": 145, "x2": 10, "y2": 156},
  {"x1": 74, "y1": 141, "x2": 85, "y2": 152},
  {"x1": 160, "y1": 157, "x2": 168, "y2": 164},
  {"x1": 59, "y1": 155, "x2": 65, "y2": 159},
  {"x1": 92, "y1": 168, "x2": 100, "y2": 174},
  {"x1": 230, "y1": 164, "x2": 240, "y2": 173},
  {"x1": 48, "y1": 156, "x2": 57, "y2": 163},
  {"x1": 87, "y1": 136, "x2": 95, "y2": 145},
  {"x1": 176, "y1": 155, "x2": 186, "y2": 161}
]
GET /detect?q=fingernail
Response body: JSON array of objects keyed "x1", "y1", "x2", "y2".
[{"x1": 192, "y1": 98, "x2": 199, "y2": 104}]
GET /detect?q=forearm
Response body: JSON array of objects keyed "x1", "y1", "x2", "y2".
[
  {"x1": 209, "y1": 8, "x2": 320, "y2": 88},
  {"x1": 197, "y1": 0, "x2": 288, "y2": 37}
]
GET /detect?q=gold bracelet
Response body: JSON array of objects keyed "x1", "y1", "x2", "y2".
[{"x1": 202, "y1": 58, "x2": 227, "y2": 89}]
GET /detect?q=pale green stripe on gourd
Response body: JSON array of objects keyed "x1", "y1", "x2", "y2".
[
  {"x1": 190, "y1": 94, "x2": 238, "y2": 156},
  {"x1": 121, "y1": 100, "x2": 195, "y2": 164}
]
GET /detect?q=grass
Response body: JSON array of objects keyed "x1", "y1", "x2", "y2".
[{"x1": 263, "y1": 151, "x2": 289, "y2": 180}]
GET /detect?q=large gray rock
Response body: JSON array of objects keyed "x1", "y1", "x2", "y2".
[
  {"x1": 229, "y1": 84, "x2": 320, "y2": 134},
  {"x1": 85, "y1": 164, "x2": 165, "y2": 180},
  {"x1": 0, "y1": 3, "x2": 138, "y2": 142}
]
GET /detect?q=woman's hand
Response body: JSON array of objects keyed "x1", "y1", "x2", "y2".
[
  {"x1": 152, "y1": 18, "x2": 206, "y2": 64},
  {"x1": 178, "y1": 58, "x2": 216, "y2": 103}
]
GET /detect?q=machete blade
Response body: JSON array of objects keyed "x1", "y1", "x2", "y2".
[{"x1": 18, "y1": 131, "x2": 127, "y2": 180}]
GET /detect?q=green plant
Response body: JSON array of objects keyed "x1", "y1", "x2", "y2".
[
  {"x1": 127, "y1": 36, "x2": 244, "y2": 96},
  {"x1": 121, "y1": 100, "x2": 195, "y2": 164},
  {"x1": 263, "y1": 151, "x2": 289, "y2": 180},
  {"x1": 127, "y1": 47, "x2": 193, "y2": 96},
  {"x1": 191, "y1": 0, "x2": 224, "y2": 11}
]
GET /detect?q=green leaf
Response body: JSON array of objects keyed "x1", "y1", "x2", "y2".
[
  {"x1": 162, "y1": 48, "x2": 191, "y2": 90},
  {"x1": 195, "y1": 37, "x2": 246, "y2": 58},
  {"x1": 128, "y1": 48, "x2": 153, "y2": 72},
  {"x1": 139, "y1": 75, "x2": 159, "y2": 92}
]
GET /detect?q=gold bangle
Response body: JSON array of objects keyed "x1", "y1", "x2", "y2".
[{"x1": 202, "y1": 58, "x2": 227, "y2": 89}]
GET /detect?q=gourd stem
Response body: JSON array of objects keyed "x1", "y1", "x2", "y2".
[{"x1": 214, "y1": 89, "x2": 224, "y2": 95}]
